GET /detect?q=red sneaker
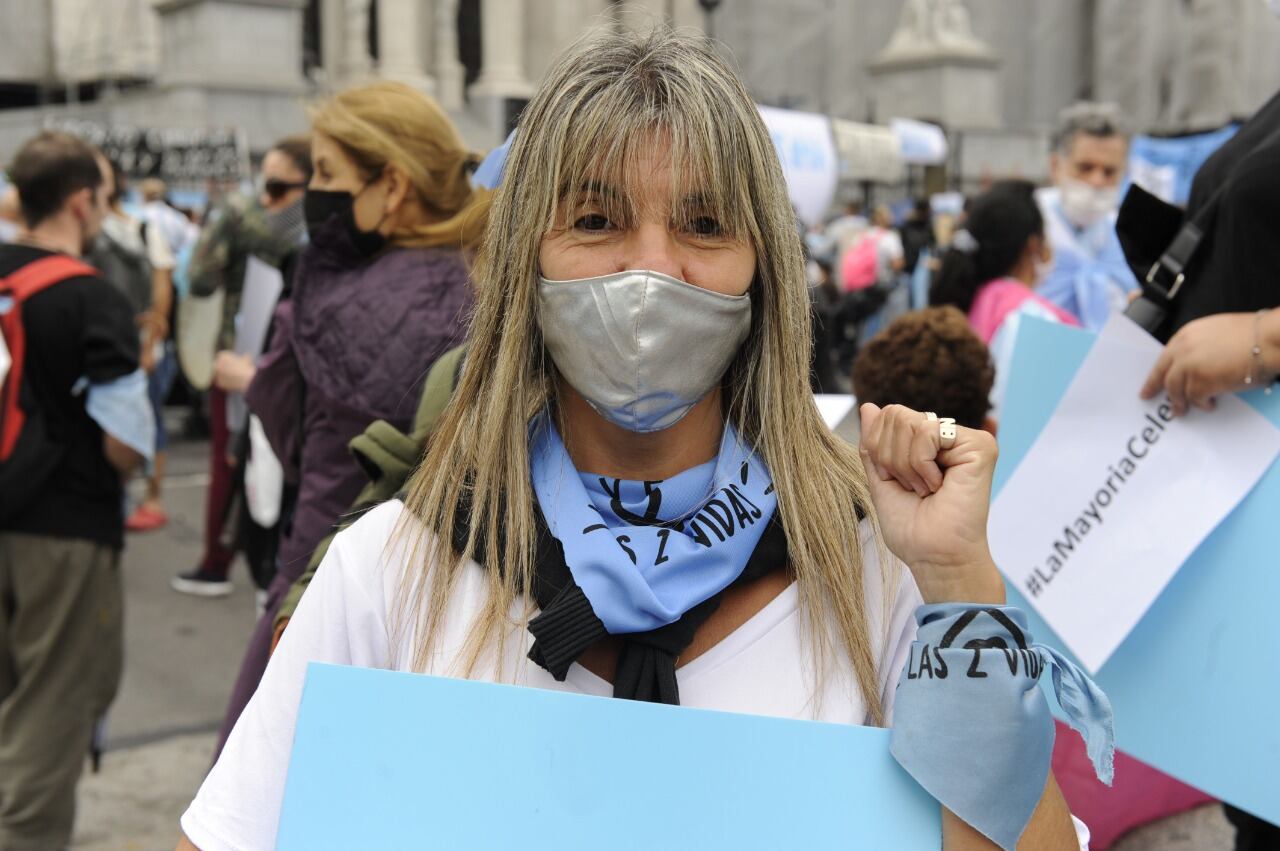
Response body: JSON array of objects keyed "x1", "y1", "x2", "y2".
[{"x1": 125, "y1": 505, "x2": 169, "y2": 532}]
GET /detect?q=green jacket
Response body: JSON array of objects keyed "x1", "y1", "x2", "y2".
[
  {"x1": 188, "y1": 194, "x2": 297, "y2": 350},
  {"x1": 276, "y1": 344, "x2": 466, "y2": 626}
]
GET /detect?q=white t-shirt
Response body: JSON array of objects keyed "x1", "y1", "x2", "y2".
[
  {"x1": 875, "y1": 227, "x2": 905, "y2": 283},
  {"x1": 141, "y1": 200, "x2": 197, "y2": 256},
  {"x1": 180, "y1": 500, "x2": 1090, "y2": 850}
]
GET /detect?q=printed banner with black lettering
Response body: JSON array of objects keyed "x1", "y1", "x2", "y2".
[
  {"x1": 43, "y1": 118, "x2": 248, "y2": 183},
  {"x1": 988, "y1": 314, "x2": 1280, "y2": 673}
]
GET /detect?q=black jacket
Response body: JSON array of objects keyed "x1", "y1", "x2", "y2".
[{"x1": 1171, "y1": 89, "x2": 1280, "y2": 332}]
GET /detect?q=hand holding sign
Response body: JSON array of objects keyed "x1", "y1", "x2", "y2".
[
  {"x1": 1140, "y1": 309, "x2": 1280, "y2": 414},
  {"x1": 859, "y1": 402, "x2": 1005, "y2": 605},
  {"x1": 991, "y1": 314, "x2": 1280, "y2": 672}
]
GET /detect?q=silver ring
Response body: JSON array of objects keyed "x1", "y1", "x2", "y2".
[{"x1": 938, "y1": 417, "x2": 957, "y2": 450}]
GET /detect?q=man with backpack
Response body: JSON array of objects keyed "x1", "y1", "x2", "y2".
[{"x1": 0, "y1": 131, "x2": 152, "y2": 849}]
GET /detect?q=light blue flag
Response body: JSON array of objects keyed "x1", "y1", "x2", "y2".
[
  {"x1": 994, "y1": 316, "x2": 1280, "y2": 825},
  {"x1": 277, "y1": 663, "x2": 942, "y2": 850}
]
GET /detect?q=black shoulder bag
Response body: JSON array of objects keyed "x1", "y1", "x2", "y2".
[{"x1": 1116, "y1": 182, "x2": 1226, "y2": 342}]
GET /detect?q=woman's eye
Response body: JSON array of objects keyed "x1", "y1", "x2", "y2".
[
  {"x1": 574, "y1": 213, "x2": 611, "y2": 232},
  {"x1": 689, "y1": 215, "x2": 723, "y2": 237}
]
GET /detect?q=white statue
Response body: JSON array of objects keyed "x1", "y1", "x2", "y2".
[
  {"x1": 880, "y1": 0, "x2": 992, "y2": 60},
  {"x1": 933, "y1": 0, "x2": 987, "y2": 53}
]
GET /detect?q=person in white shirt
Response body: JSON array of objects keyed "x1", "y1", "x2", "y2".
[
  {"x1": 98, "y1": 162, "x2": 179, "y2": 533},
  {"x1": 178, "y1": 28, "x2": 1090, "y2": 851},
  {"x1": 139, "y1": 178, "x2": 197, "y2": 257},
  {"x1": 1035, "y1": 102, "x2": 1139, "y2": 330}
]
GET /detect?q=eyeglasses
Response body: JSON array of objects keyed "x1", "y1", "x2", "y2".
[{"x1": 262, "y1": 179, "x2": 307, "y2": 201}]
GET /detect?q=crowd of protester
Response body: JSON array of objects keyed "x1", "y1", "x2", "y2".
[{"x1": 0, "y1": 25, "x2": 1276, "y2": 851}]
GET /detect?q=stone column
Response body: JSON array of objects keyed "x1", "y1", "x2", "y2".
[
  {"x1": 469, "y1": 0, "x2": 533, "y2": 98},
  {"x1": 154, "y1": 0, "x2": 308, "y2": 89},
  {"x1": 1093, "y1": 0, "x2": 1175, "y2": 130},
  {"x1": 433, "y1": 0, "x2": 466, "y2": 110},
  {"x1": 343, "y1": 0, "x2": 374, "y2": 80},
  {"x1": 376, "y1": 0, "x2": 436, "y2": 92}
]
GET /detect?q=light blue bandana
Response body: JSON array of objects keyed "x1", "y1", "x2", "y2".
[
  {"x1": 890, "y1": 604, "x2": 1114, "y2": 851},
  {"x1": 529, "y1": 415, "x2": 777, "y2": 635}
]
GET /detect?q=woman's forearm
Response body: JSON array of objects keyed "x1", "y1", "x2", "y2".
[{"x1": 942, "y1": 773, "x2": 1077, "y2": 851}]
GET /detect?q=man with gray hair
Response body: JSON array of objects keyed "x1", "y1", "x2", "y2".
[{"x1": 1035, "y1": 101, "x2": 1139, "y2": 330}]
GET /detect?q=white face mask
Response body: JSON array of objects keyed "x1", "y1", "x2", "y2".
[
  {"x1": 1034, "y1": 257, "x2": 1054, "y2": 286},
  {"x1": 538, "y1": 269, "x2": 752, "y2": 433},
  {"x1": 1058, "y1": 177, "x2": 1121, "y2": 230}
]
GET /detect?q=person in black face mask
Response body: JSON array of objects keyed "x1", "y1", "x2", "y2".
[
  {"x1": 210, "y1": 79, "x2": 490, "y2": 759},
  {"x1": 172, "y1": 134, "x2": 313, "y2": 600},
  {"x1": 302, "y1": 169, "x2": 389, "y2": 257}
]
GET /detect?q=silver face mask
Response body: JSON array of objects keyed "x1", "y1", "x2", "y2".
[{"x1": 539, "y1": 269, "x2": 752, "y2": 433}]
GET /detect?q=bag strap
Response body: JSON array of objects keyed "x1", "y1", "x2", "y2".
[
  {"x1": 409, "y1": 343, "x2": 467, "y2": 445},
  {"x1": 2, "y1": 255, "x2": 97, "y2": 301},
  {"x1": 1, "y1": 256, "x2": 96, "y2": 460},
  {"x1": 1137, "y1": 183, "x2": 1227, "y2": 310}
]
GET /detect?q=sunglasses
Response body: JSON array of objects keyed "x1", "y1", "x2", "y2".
[{"x1": 262, "y1": 179, "x2": 307, "y2": 201}]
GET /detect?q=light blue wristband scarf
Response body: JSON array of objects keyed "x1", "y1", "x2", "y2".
[{"x1": 889, "y1": 604, "x2": 1114, "y2": 851}]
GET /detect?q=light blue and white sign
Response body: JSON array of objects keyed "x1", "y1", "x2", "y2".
[
  {"x1": 758, "y1": 105, "x2": 839, "y2": 228},
  {"x1": 995, "y1": 317, "x2": 1280, "y2": 825},
  {"x1": 891, "y1": 118, "x2": 949, "y2": 166},
  {"x1": 278, "y1": 664, "x2": 943, "y2": 850}
]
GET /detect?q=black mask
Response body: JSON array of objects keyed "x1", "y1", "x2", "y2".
[{"x1": 303, "y1": 187, "x2": 387, "y2": 258}]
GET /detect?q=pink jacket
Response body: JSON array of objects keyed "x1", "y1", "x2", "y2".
[{"x1": 968, "y1": 278, "x2": 1080, "y2": 344}]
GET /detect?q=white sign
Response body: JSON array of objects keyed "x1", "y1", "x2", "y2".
[
  {"x1": 227, "y1": 255, "x2": 285, "y2": 432},
  {"x1": 758, "y1": 106, "x2": 838, "y2": 228},
  {"x1": 989, "y1": 315, "x2": 1280, "y2": 672},
  {"x1": 830, "y1": 119, "x2": 905, "y2": 184},
  {"x1": 890, "y1": 118, "x2": 949, "y2": 165},
  {"x1": 815, "y1": 394, "x2": 857, "y2": 430}
]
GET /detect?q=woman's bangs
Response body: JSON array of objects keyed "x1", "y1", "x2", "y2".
[{"x1": 548, "y1": 94, "x2": 755, "y2": 243}]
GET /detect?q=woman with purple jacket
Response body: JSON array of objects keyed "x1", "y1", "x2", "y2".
[{"x1": 213, "y1": 81, "x2": 490, "y2": 752}]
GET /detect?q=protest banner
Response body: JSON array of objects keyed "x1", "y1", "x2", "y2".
[
  {"x1": 992, "y1": 316, "x2": 1280, "y2": 825},
  {"x1": 277, "y1": 664, "x2": 942, "y2": 850},
  {"x1": 990, "y1": 314, "x2": 1280, "y2": 672},
  {"x1": 757, "y1": 106, "x2": 839, "y2": 229},
  {"x1": 43, "y1": 118, "x2": 249, "y2": 183}
]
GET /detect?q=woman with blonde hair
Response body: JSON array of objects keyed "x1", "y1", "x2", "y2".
[
  {"x1": 209, "y1": 79, "x2": 489, "y2": 754},
  {"x1": 181, "y1": 30, "x2": 1107, "y2": 851}
]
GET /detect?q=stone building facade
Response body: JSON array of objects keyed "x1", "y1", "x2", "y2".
[{"x1": 1, "y1": 0, "x2": 1278, "y2": 189}]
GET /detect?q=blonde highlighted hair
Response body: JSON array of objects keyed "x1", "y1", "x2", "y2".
[
  {"x1": 309, "y1": 80, "x2": 488, "y2": 250},
  {"x1": 396, "y1": 28, "x2": 887, "y2": 723}
]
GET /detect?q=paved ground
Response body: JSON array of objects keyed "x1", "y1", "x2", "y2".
[
  {"x1": 64, "y1": 426, "x2": 1238, "y2": 850},
  {"x1": 69, "y1": 431, "x2": 258, "y2": 849}
]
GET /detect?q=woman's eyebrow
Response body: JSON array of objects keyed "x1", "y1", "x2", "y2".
[
  {"x1": 579, "y1": 180, "x2": 619, "y2": 199},
  {"x1": 677, "y1": 192, "x2": 713, "y2": 209}
]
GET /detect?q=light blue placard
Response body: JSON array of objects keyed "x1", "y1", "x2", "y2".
[
  {"x1": 994, "y1": 316, "x2": 1280, "y2": 824},
  {"x1": 277, "y1": 663, "x2": 941, "y2": 850}
]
